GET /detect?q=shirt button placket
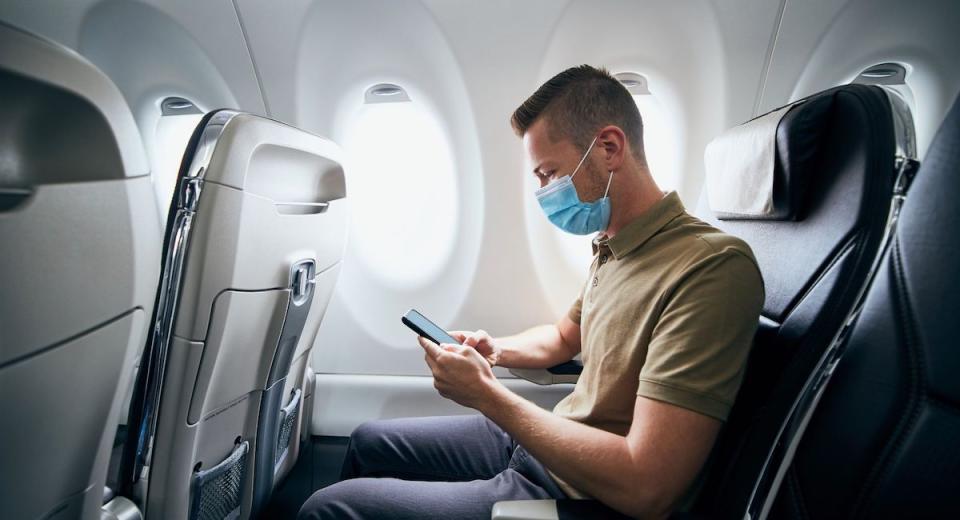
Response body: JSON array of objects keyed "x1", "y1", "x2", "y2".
[
  {"x1": 592, "y1": 254, "x2": 606, "y2": 290},
  {"x1": 589, "y1": 249, "x2": 608, "y2": 303}
]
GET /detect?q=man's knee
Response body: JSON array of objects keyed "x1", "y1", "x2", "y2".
[
  {"x1": 345, "y1": 420, "x2": 391, "y2": 465},
  {"x1": 297, "y1": 479, "x2": 383, "y2": 520},
  {"x1": 341, "y1": 420, "x2": 390, "y2": 479},
  {"x1": 349, "y1": 419, "x2": 387, "y2": 452}
]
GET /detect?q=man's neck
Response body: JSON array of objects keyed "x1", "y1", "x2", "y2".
[{"x1": 604, "y1": 165, "x2": 665, "y2": 239}]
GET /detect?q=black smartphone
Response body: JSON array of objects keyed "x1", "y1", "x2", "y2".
[{"x1": 402, "y1": 309, "x2": 461, "y2": 346}]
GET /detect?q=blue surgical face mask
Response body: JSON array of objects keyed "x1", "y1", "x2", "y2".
[{"x1": 534, "y1": 136, "x2": 614, "y2": 235}]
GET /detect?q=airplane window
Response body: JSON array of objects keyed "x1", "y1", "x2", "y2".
[
  {"x1": 633, "y1": 93, "x2": 681, "y2": 193},
  {"x1": 339, "y1": 91, "x2": 459, "y2": 289},
  {"x1": 612, "y1": 72, "x2": 683, "y2": 193},
  {"x1": 852, "y1": 62, "x2": 917, "y2": 118},
  {"x1": 150, "y1": 105, "x2": 202, "y2": 216}
]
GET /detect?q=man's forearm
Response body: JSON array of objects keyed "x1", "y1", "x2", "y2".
[
  {"x1": 480, "y1": 384, "x2": 670, "y2": 518},
  {"x1": 496, "y1": 325, "x2": 575, "y2": 369}
]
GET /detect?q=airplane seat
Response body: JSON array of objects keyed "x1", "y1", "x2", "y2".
[
  {"x1": 688, "y1": 83, "x2": 919, "y2": 519},
  {"x1": 493, "y1": 83, "x2": 917, "y2": 520},
  {"x1": 0, "y1": 22, "x2": 161, "y2": 520},
  {"x1": 117, "y1": 110, "x2": 347, "y2": 520},
  {"x1": 768, "y1": 91, "x2": 960, "y2": 518}
]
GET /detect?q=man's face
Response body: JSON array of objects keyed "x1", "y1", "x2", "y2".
[{"x1": 523, "y1": 118, "x2": 607, "y2": 201}]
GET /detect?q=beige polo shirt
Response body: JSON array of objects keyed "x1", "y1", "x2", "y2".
[{"x1": 550, "y1": 191, "x2": 764, "y2": 498}]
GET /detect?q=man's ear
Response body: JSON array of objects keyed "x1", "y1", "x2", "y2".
[{"x1": 597, "y1": 125, "x2": 626, "y2": 171}]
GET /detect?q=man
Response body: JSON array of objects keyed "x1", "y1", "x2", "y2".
[{"x1": 299, "y1": 65, "x2": 763, "y2": 519}]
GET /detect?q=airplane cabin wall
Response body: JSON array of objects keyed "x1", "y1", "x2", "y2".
[
  {"x1": 758, "y1": 0, "x2": 960, "y2": 159},
  {"x1": 232, "y1": 0, "x2": 788, "y2": 385},
  {"x1": 2, "y1": 0, "x2": 958, "y2": 433}
]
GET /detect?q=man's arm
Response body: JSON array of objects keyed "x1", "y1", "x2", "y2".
[
  {"x1": 496, "y1": 314, "x2": 581, "y2": 368},
  {"x1": 482, "y1": 384, "x2": 719, "y2": 519},
  {"x1": 451, "y1": 315, "x2": 581, "y2": 369},
  {"x1": 419, "y1": 250, "x2": 762, "y2": 517},
  {"x1": 419, "y1": 339, "x2": 719, "y2": 519}
]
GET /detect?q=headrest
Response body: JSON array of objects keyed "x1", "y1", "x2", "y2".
[
  {"x1": 0, "y1": 21, "x2": 148, "y2": 182},
  {"x1": 704, "y1": 94, "x2": 834, "y2": 220}
]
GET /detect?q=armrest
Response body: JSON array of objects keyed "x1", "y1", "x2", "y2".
[
  {"x1": 492, "y1": 499, "x2": 632, "y2": 520},
  {"x1": 103, "y1": 486, "x2": 115, "y2": 504},
  {"x1": 508, "y1": 360, "x2": 582, "y2": 385},
  {"x1": 491, "y1": 499, "x2": 558, "y2": 520},
  {"x1": 101, "y1": 495, "x2": 142, "y2": 520}
]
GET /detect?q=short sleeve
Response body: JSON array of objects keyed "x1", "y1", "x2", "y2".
[
  {"x1": 567, "y1": 278, "x2": 586, "y2": 325},
  {"x1": 636, "y1": 250, "x2": 764, "y2": 422}
]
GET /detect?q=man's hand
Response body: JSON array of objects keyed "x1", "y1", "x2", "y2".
[
  {"x1": 418, "y1": 336, "x2": 502, "y2": 410},
  {"x1": 449, "y1": 329, "x2": 501, "y2": 367}
]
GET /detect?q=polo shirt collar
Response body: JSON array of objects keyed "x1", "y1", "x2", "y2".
[{"x1": 595, "y1": 191, "x2": 685, "y2": 260}]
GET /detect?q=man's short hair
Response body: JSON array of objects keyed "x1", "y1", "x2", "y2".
[{"x1": 511, "y1": 65, "x2": 644, "y2": 160}]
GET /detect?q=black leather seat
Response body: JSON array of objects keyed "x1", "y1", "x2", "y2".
[
  {"x1": 769, "y1": 92, "x2": 960, "y2": 519},
  {"x1": 689, "y1": 84, "x2": 916, "y2": 519}
]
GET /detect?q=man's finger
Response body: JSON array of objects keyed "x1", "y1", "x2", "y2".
[
  {"x1": 439, "y1": 343, "x2": 465, "y2": 355},
  {"x1": 460, "y1": 345, "x2": 485, "y2": 363},
  {"x1": 418, "y1": 336, "x2": 443, "y2": 359},
  {"x1": 449, "y1": 330, "x2": 468, "y2": 343},
  {"x1": 424, "y1": 352, "x2": 440, "y2": 373}
]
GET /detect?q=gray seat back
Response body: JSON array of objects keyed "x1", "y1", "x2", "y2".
[
  {"x1": 120, "y1": 110, "x2": 347, "y2": 520},
  {"x1": 0, "y1": 21, "x2": 161, "y2": 520}
]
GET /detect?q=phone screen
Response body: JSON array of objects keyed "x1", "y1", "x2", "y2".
[{"x1": 402, "y1": 309, "x2": 461, "y2": 346}]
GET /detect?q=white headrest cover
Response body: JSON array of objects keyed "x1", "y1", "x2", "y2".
[{"x1": 704, "y1": 104, "x2": 793, "y2": 219}]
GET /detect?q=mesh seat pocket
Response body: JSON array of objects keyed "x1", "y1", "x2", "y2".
[
  {"x1": 190, "y1": 440, "x2": 249, "y2": 520},
  {"x1": 275, "y1": 388, "x2": 302, "y2": 468}
]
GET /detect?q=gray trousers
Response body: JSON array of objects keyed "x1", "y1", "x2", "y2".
[{"x1": 297, "y1": 415, "x2": 569, "y2": 519}]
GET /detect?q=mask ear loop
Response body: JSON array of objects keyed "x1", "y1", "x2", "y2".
[
  {"x1": 569, "y1": 136, "x2": 599, "y2": 180},
  {"x1": 602, "y1": 170, "x2": 614, "y2": 198}
]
